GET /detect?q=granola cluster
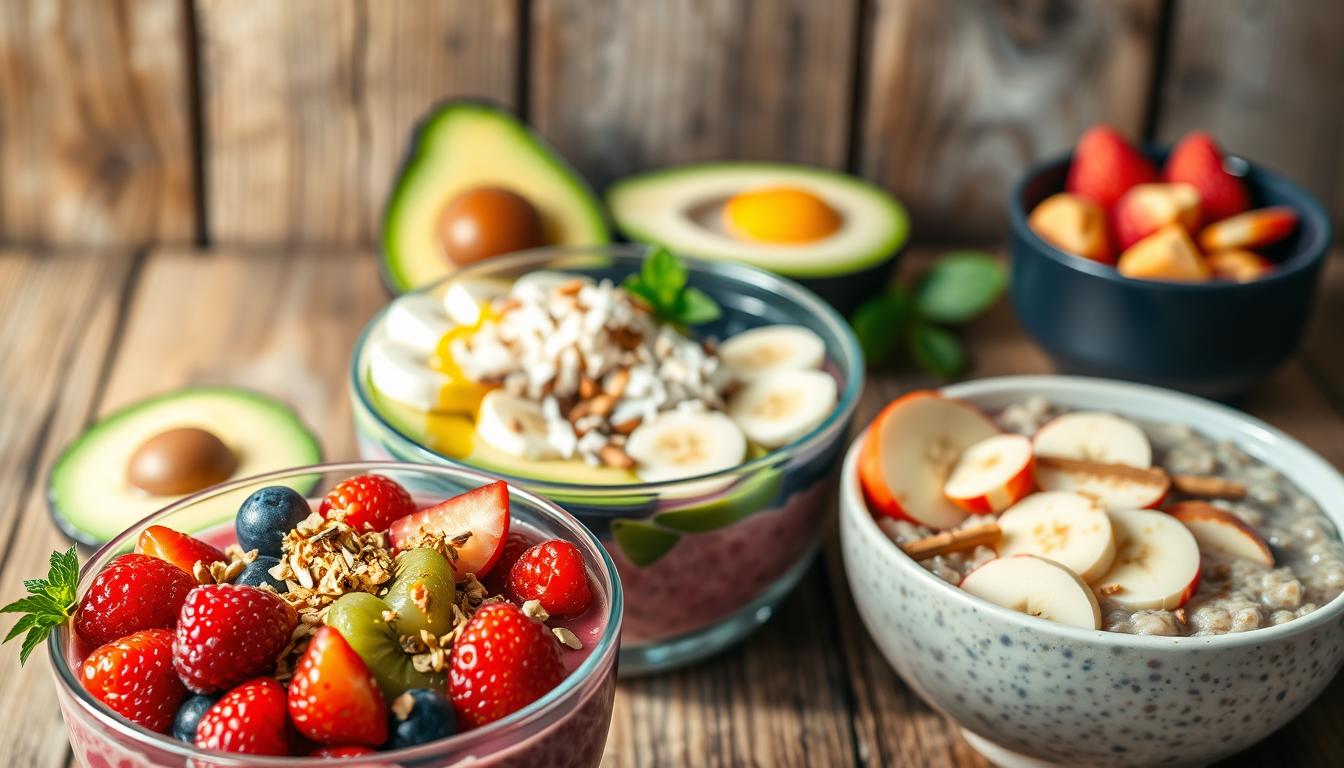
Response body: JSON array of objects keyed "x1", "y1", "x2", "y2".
[{"x1": 269, "y1": 512, "x2": 396, "y2": 616}]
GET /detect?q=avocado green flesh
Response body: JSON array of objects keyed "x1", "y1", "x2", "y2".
[
  {"x1": 381, "y1": 101, "x2": 611, "y2": 293},
  {"x1": 49, "y1": 387, "x2": 321, "y2": 545},
  {"x1": 606, "y1": 162, "x2": 909, "y2": 279}
]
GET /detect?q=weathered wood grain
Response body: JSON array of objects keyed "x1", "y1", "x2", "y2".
[
  {"x1": 0, "y1": 1, "x2": 195, "y2": 246},
  {"x1": 1303, "y1": 254, "x2": 1344, "y2": 408},
  {"x1": 855, "y1": 0, "x2": 1161, "y2": 241},
  {"x1": 196, "y1": 0, "x2": 519, "y2": 247},
  {"x1": 530, "y1": 0, "x2": 858, "y2": 187},
  {"x1": 1155, "y1": 0, "x2": 1344, "y2": 231},
  {"x1": 0, "y1": 251, "x2": 137, "y2": 768}
]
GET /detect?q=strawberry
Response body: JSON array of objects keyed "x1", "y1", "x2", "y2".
[
  {"x1": 449, "y1": 601, "x2": 565, "y2": 728},
  {"x1": 287, "y1": 626, "x2": 388, "y2": 746},
  {"x1": 174, "y1": 584, "x2": 297, "y2": 693},
  {"x1": 1065, "y1": 125, "x2": 1158, "y2": 209},
  {"x1": 388, "y1": 481, "x2": 511, "y2": 577},
  {"x1": 485, "y1": 532, "x2": 532, "y2": 593},
  {"x1": 1198, "y1": 206, "x2": 1298, "y2": 252},
  {"x1": 320, "y1": 474, "x2": 416, "y2": 533},
  {"x1": 195, "y1": 677, "x2": 291, "y2": 755},
  {"x1": 309, "y1": 745, "x2": 378, "y2": 757},
  {"x1": 1164, "y1": 131, "x2": 1251, "y2": 223},
  {"x1": 74, "y1": 553, "x2": 197, "y2": 647},
  {"x1": 136, "y1": 525, "x2": 227, "y2": 575},
  {"x1": 79, "y1": 628, "x2": 186, "y2": 733},
  {"x1": 507, "y1": 539, "x2": 592, "y2": 618}
]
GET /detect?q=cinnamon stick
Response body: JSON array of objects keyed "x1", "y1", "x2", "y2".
[{"x1": 901, "y1": 523, "x2": 1002, "y2": 561}]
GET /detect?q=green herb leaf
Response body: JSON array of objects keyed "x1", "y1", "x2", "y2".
[
  {"x1": 908, "y1": 324, "x2": 965, "y2": 378},
  {"x1": 1, "y1": 546, "x2": 78, "y2": 664},
  {"x1": 623, "y1": 246, "x2": 721, "y2": 327},
  {"x1": 675, "y1": 287, "x2": 721, "y2": 325},
  {"x1": 850, "y1": 287, "x2": 913, "y2": 366},
  {"x1": 915, "y1": 251, "x2": 1006, "y2": 324}
]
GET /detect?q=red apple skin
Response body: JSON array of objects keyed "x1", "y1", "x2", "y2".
[
  {"x1": 947, "y1": 456, "x2": 1036, "y2": 515},
  {"x1": 1167, "y1": 501, "x2": 1275, "y2": 567}
]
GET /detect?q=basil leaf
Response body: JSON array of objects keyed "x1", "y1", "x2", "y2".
[
  {"x1": 675, "y1": 287, "x2": 721, "y2": 325},
  {"x1": 850, "y1": 288, "x2": 912, "y2": 366},
  {"x1": 908, "y1": 324, "x2": 964, "y2": 378},
  {"x1": 915, "y1": 251, "x2": 1006, "y2": 324}
]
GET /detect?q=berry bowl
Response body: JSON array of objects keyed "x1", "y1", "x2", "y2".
[
  {"x1": 839, "y1": 375, "x2": 1344, "y2": 767},
  {"x1": 350, "y1": 244, "x2": 863, "y2": 674},
  {"x1": 48, "y1": 461, "x2": 622, "y2": 768}
]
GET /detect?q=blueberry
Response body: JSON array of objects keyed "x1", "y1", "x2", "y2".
[
  {"x1": 172, "y1": 693, "x2": 220, "y2": 742},
  {"x1": 388, "y1": 688, "x2": 456, "y2": 748},
  {"x1": 236, "y1": 486, "x2": 309, "y2": 556},
  {"x1": 234, "y1": 555, "x2": 287, "y2": 593}
]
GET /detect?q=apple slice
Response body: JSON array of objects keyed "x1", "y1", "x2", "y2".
[
  {"x1": 943, "y1": 434, "x2": 1035, "y2": 514},
  {"x1": 388, "y1": 481, "x2": 511, "y2": 577},
  {"x1": 1095, "y1": 508, "x2": 1201, "y2": 610},
  {"x1": 1032, "y1": 411, "x2": 1152, "y2": 468},
  {"x1": 996, "y1": 492, "x2": 1116, "y2": 583},
  {"x1": 960, "y1": 555, "x2": 1102, "y2": 630},
  {"x1": 859, "y1": 391, "x2": 999, "y2": 530},
  {"x1": 1033, "y1": 455, "x2": 1169, "y2": 510},
  {"x1": 1168, "y1": 501, "x2": 1274, "y2": 567}
]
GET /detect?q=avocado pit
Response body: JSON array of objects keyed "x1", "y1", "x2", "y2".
[
  {"x1": 437, "y1": 186, "x2": 547, "y2": 266},
  {"x1": 127, "y1": 427, "x2": 237, "y2": 496}
]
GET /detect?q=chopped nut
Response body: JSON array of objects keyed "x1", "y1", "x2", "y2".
[
  {"x1": 611, "y1": 417, "x2": 641, "y2": 435},
  {"x1": 1100, "y1": 583, "x2": 1124, "y2": 596},
  {"x1": 552, "y1": 627, "x2": 583, "y2": 650},
  {"x1": 599, "y1": 444, "x2": 635, "y2": 469},
  {"x1": 391, "y1": 693, "x2": 416, "y2": 721},
  {"x1": 192, "y1": 560, "x2": 213, "y2": 585},
  {"x1": 521, "y1": 599, "x2": 550, "y2": 622}
]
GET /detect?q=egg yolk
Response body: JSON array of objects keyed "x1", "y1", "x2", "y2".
[{"x1": 722, "y1": 187, "x2": 842, "y2": 244}]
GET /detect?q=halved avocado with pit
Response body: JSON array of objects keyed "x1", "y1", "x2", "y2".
[{"x1": 380, "y1": 100, "x2": 611, "y2": 293}]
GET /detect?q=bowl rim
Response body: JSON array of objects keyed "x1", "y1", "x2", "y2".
[
  {"x1": 1008, "y1": 147, "x2": 1333, "y2": 291},
  {"x1": 841, "y1": 374, "x2": 1344, "y2": 650},
  {"x1": 350, "y1": 243, "x2": 866, "y2": 495},
  {"x1": 49, "y1": 460, "x2": 624, "y2": 765}
]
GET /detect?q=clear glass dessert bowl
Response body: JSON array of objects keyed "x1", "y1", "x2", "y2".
[
  {"x1": 351, "y1": 245, "x2": 864, "y2": 674},
  {"x1": 50, "y1": 461, "x2": 622, "y2": 768}
]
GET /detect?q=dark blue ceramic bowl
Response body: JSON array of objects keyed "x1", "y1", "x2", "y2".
[{"x1": 1009, "y1": 148, "x2": 1331, "y2": 400}]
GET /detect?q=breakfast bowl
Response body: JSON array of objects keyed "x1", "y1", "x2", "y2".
[
  {"x1": 1009, "y1": 148, "x2": 1331, "y2": 399},
  {"x1": 839, "y1": 375, "x2": 1344, "y2": 767},
  {"x1": 50, "y1": 461, "x2": 622, "y2": 767},
  {"x1": 351, "y1": 244, "x2": 863, "y2": 674}
]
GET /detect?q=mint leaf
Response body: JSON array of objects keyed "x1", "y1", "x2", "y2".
[
  {"x1": 623, "y1": 247, "x2": 720, "y2": 327},
  {"x1": 675, "y1": 288, "x2": 721, "y2": 325},
  {"x1": 850, "y1": 287, "x2": 912, "y2": 366},
  {"x1": 643, "y1": 246, "x2": 686, "y2": 307},
  {"x1": 1, "y1": 546, "x2": 79, "y2": 664},
  {"x1": 908, "y1": 324, "x2": 965, "y2": 378},
  {"x1": 915, "y1": 251, "x2": 1006, "y2": 324}
]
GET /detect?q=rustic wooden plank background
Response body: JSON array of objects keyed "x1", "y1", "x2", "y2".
[{"x1": 0, "y1": 0, "x2": 1341, "y2": 247}]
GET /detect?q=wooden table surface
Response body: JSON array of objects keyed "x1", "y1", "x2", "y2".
[{"x1": 2, "y1": 247, "x2": 1342, "y2": 767}]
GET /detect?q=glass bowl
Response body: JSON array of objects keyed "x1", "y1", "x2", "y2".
[
  {"x1": 50, "y1": 461, "x2": 622, "y2": 768},
  {"x1": 351, "y1": 245, "x2": 864, "y2": 674}
]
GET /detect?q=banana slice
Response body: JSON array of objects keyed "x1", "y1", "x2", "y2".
[
  {"x1": 996, "y1": 492, "x2": 1116, "y2": 583},
  {"x1": 1096, "y1": 508, "x2": 1202, "y2": 610},
  {"x1": 385, "y1": 293, "x2": 452, "y2": 355},
  {"x1": 474, "y1": 390, "x2": 560, "y2": 460},
  {"x1": 442, "y1": 278, "x2": 507, "y2": 327},
  {"x1": 369, "y1": 336, "x2": 449, "y2": 412},
  {"x1": 512, "y1": 271, "x2": 594, "y2": 303},
  {"x1": 727, "y1": 369, "x2": 837, "y2": 449},
  {"x1": 1033, "y1": 412, "x2": 1152, "y2": 467},
  {"x1": 960, "y1": 555, "x2": 1102, "y2": 630},
  {"x1": 626, "y1": 410, "x2": 747, "y2": 483},
  {"x1": 717, "y1": 325, "x2": 826, "y2": 382}
]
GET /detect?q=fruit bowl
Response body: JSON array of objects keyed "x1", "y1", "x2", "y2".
[
  {"x1": 49, "y1": 461, "x2": 622, "y2": 768},
  {"x1": 839, "y1": 375, "x2": 1344, "y2": 768},
  {"x1": 1008, "y1": 147, "x2": 1331, "y2": 399},
  {"x1": 350, "y1": 245, "x2": 863, "y2": 674}
]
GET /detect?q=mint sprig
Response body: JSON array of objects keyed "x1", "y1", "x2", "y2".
[
  {"x1": 624, "y1": 247, "x2": 721, "y2": 326},
  {"x1": 1, "y1": 547, "x2": 79, "y2": 664}
]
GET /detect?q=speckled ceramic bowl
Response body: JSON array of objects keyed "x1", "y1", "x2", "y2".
[{"x1": 839, "y1": 376, "x2": 1344, "y2": 768}]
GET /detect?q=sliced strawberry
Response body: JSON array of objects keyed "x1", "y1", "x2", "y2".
[
  {"x1": 74, "y1": 553, "x2": 197, "y2": 647},
  {"x1": 80, "y1": 628, "x2": 186, "y2": 733},
  {"x1": 320, "y1": 473, "x2": 416, "y2": 533},
  {"x1": 136, "y1": 525, "x2": 227, "y2": 575},
  {"x1": 1065, "y1": 125, "x2": 1158, "y2": 209},
  {"x1": 508, "y1": 539, "x2": 592, "y2": 618},
  {"x1": 1164, "y1": 132, "x2": 1251, "y2": 223},
  {"x1": 195, "y1": 677, "x2": 290, "y2": 755},
  {"x1": 388, "y1": 481, "x2": 511, "y2": 577},
  {"x1": 173, "y1": 584, "x2": 297, "y2": 693},
  {"x1": 287, "y1": 626, "x2": 388, "y2": 746},
  {"x1": 449, "y1": 602, "x2": 564, "y2": 728}
]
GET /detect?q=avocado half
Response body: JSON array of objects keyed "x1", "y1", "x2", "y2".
[
  {"x1": 380, "y1": 100, "x2": 611, "y2": 293},
  {"x1": 607, "y1": 162, "x2": 909, "y2": 312},
  {"x1": 49, "y1": 387, "x2": 321, "y2": 545}
]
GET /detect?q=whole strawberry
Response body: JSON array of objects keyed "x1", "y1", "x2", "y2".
[
  {"x1": 1164, "y1": 131, "x2": 1251, "y2": 223},
  {"x1": 174, "y1": 584, "x2": 296, "y2": 693},
  {"x1": 485, "y1": 532, "x2": 532, "y2": 593},
  {"x1": 1065, "y1": 125, "x2": 1158, "y2": 209},
  {"x1": 287, "y1": 626, "x2": 387, "y2": 746},
  {"x1": 449, "y1": 602, "x2": 565, "y2": 728},
  {"x1": 80, "y1": 628, "x2": 186, "y2": 733},
  {"x1": 74, "y1": 553, "x2": 197, "y2": 647},
  {"x1": 136, "y1": 525, "x2": 227, "y2": 575},
  {"x1": 507, "y1": 539, "x2": 592, "y2": 617},
  {"x1": 195, "y1": 677, "x2": 290, "y2": 755},
  {"x1": 319, "y1": 474, "x2": 415, "y2": 532}
]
